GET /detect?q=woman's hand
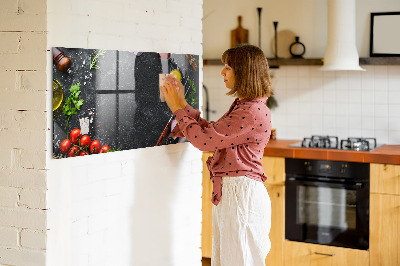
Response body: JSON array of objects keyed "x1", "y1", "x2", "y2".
[{"x1": 161, "y1": 74, "x2": 186, "y2": 113}]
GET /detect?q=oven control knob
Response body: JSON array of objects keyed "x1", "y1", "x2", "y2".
[
  {"x1": 304, "y1": 162, "x2": 312, "y2": 171},
  {"x1": 340, "y1": 164, "x2": 347, "y2": 174}
]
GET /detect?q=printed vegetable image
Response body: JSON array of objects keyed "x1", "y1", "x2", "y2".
[
  {"x1": 80, "y1": 135, "x2": 91, "y2": 147},
  {"x1": 60, "y1": 139, "x2": 72, "y2": 154},
  {"x1": 170, "y1": 69, "x2": 182, "y2": 81},
  {"x1": 90, "y1": 140, "x2": 101, "y2": 154},
  {"x1": 99, "y1": 145, "x2": 110, "y2": 153},
  {"x1": 52, "y1": 47, "x2": 199, "y2": 159},
  {"x1": 69, "y1": 128, "x2": 82, "y2": 144},
  {"x1": 187, "y1": 77, "x2": 198, "y2": 107},
  {"x1": 62, "y1": 83, "x2": 84, "y2": 133},
  {"x1": 68, "y1": 146, "x2": 80, "y2": 157},
  {"x1": 79, "y1": 150, "x2": 89, "y2": 156},
  {"x1": 90, "y1": 49, "x2": 106, "y2": 70},
  {"x1": 58, "y1": 128, "x2": 115, "y2": 158}
]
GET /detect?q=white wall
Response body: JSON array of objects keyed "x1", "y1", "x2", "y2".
[
  {"x1": 203, "y1": 0, "x2": 400, "y2": 58},
  {"x1": 203, "y1": 0, "x2": 400, "y2": 145},
  {"x1": 46, "y1": 0, "x2": 203, "y2": 266},
  {"x1": 204, "y1": 65, "x2": 400, "y2": 144}
]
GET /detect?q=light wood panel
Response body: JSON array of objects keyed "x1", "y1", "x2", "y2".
[
  {"x1": 261, "y1": 156, "x2": 285, "y2": 185},
  {"x1": 370, "y1": 193, "x2": 400, "y2": 266},
  {"x1": 265, "y1": 184, "x2": 285, "y2": 266},
  {"x1": 284, "y1": 241, "x2": 369, "y2": 266},
  {"x1": 370, "y1": 163, "x2": 400, "y2": 195},
  {"x1": 201, "y1": 152, "x2": 213, "y2": 258}
]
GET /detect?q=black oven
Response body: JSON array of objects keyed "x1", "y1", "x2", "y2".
[{"x1": 285, "y1": 158, "x2": 369, "y2": 250}]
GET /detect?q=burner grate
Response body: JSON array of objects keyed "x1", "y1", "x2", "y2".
[
  {"x1": 301, "y1": 135, "x2": 339, "y2": 149},
  {"x1": 340, "y1": 137, "x2": 377, "y2": 151}
]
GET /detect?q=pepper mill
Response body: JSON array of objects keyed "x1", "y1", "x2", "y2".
[{"x1": 52, "y1": 47, "x2": 71, "y2": 73}]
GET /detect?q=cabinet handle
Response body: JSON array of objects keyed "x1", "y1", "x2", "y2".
[{"x1": 314, "y1": 252, "x2": 335, "y2": 257}]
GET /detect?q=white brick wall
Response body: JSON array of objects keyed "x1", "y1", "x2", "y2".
[
  {"x1": 2, "y1": 0, "x2": 203, "y2": 265},
  {"x1": 0, "y1": 0, "x2": 48, "y2": 265},
  {"x1": 46, "y1": 1, "x2": 203, "y2": 266}
]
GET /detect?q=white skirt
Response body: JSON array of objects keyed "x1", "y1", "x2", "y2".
[{"x1": 212, "y1": 176, "x2": 271, "y2": 266}]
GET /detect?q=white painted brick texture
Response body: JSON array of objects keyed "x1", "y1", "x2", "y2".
[
  {"x1": 21, "y1": 229, "x2": 47, "y2": 250},
  {"x1": 0, "y1": 0, "x2": 48, "y2": 265},
  {"x1": 0, "y1": 227, "x2": 19, "y2": 247},
  {"x1": 46, "y1": 0, "x2": 203, "y2": 265}
]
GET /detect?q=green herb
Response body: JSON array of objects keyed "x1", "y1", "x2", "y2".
[
  {"x1": 62, "y1": 82, "x2": 84, "y2": 133},
  {"x1": 90, "y1": 49, "x2": 106, "y2": 70},
  {"x1": 186, "y1": 77, "x2": 198, "y2": 107},
  {"x1": 108, "y1": 148, "x2": 121, "y2": 153}
]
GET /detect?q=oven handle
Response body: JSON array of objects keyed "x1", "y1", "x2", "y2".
[{"x1": 286, "y1": 177, "x2": 364, "y2": 189}]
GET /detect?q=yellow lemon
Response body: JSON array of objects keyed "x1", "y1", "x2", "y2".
[
  {"x1": 53, "y1": 79, "x2": 64, "y2": 111},
  {"x1": 170, "y1": 69, "x2": 182, "y2": 81}
]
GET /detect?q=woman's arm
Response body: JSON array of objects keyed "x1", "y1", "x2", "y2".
[{"x1": 172, "y1": 106, "x2": 257, "y2": 152}]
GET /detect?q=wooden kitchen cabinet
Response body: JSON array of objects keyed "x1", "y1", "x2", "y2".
[
  {"x1": 262, "y1": 156, "x2": 285, "y2": 266},
  {"x1": 264, "y1": 184, "x2": 285, "y2": 266},
  {"x1": 370, "y1": 163, "x2": 400, "y2": 195},
  {"x1": 202, "y1": 152, "x2": 213, "y2": 258},
  {"x1": 370, "y1": 193, "x2": 400, "y2": 266},
  {"x1": 284, "y1": 241, "x2": 369, "y2": 266},
  {"x1": 261, "y1": 156, "x2": 285, "y2": 186},
  {"x1": 370, "y1": 163, "x2": 400, "y2": 266}
]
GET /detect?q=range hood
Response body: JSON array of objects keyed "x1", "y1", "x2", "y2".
[{"x1": 320, "y1": 0, "x2": 365, "y2": 71}]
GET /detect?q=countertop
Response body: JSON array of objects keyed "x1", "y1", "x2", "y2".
[{"x1": 263, "y1": 139, "x2": 400, "y2": 165}]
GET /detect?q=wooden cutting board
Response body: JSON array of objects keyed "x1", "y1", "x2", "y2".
[{"x1": 231, "y1": 16, "x2": 249, "y2": 48}]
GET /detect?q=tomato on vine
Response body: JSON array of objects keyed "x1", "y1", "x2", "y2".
[
  {"x1": 68, "y1": 146, "x2": 80, "y2": 157},
  {"x1": 70, "y1": 128, "x2": 82, "y2": 145},
  {"x1": 80, "y1": 135, "x2": 91, "y2": 147},
  {"x1": 90, "y1": 140, "x2": 101, "y2": 154},
  {"x1": 60, "y1": 139, "x2": 72, "y2": 154},
  {"x1": 99, "y1": 145, "x2": 110, "y2": 153}
]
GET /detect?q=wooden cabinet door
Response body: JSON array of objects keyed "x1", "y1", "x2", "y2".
[
  {"x1": 284, "y1": 241, "x2": 369, "y2": 266},
  {"x1": 370, "y1": 163, "x2": 400, "y2": 195},
  {"x1": 262, "y1": 156, "x2": 285, "y2": 186},
  {"x1": 370, "y1": 193, "x2": 400, "y2": 266},
  {"x1": 265, "y1": 184, "x2": 284, "y2": 266},
  {"x1": 202, "y1": 152, "x2": 213, "y2": 258}
]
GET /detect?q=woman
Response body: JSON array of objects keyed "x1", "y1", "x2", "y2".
[{"x1": 161, "y1": 44, "x2": 273, "y2": 266}]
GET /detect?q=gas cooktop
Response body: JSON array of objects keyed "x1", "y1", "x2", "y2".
[{"x1": 289, "y1": 135, "x2": 383, "y2": 151}]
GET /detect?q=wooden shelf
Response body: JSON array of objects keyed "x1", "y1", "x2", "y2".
[
  {"x1": 204, "y1": 57, "x2": 400, "y2": 67},
  {"x1": 203, "y1": 58, "x2": 323, "y2": 67},
  {"x1": 359, "y1": 57, "x2": 400, "y2": 65},
  {"x1": 268, "y1": 58, "x2": 323, "y2": 67}
]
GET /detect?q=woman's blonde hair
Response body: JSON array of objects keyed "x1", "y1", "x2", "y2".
[{"x1": 221, "y1": 44, "x2": 273, "y2": 99}]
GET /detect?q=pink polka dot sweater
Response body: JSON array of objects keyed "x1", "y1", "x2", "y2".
[{"x1": 170, "y1": 97, "x2": 272, "y2": 206}]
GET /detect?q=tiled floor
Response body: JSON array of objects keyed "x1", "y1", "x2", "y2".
[{"x1": 202, "y1": 257, "x2": 211, "y2": 266}]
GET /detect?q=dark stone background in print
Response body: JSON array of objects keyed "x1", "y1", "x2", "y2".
[{"x1": 52, "y1": 47, "x2": 199, "y2": 158}]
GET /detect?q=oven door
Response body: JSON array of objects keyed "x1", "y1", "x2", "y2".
[{"x1": 285, "y1": 177, "x2": 369, "y2": 250}]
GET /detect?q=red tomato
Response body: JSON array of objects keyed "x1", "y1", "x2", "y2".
[
  {"x1": 68, "y1": 146, "x2": 80, "y2": 157},
  {"x1": 79, "y1": 150, "x2": 89, "y2": 156},
  {"x1": 60, "y1": 139, "x2": 71, "y2": 154},
  {"x1": 70, "y1": 128, "x2": 82, "y2": 144},
  {"x1": 80, "y1": 135, "x2": 91, "y2": 147},
  {"x1": 90, "y1": 140, "x2": 101, "y2": 154},
  {"x1": 99, "y1": 145, "x2": 110, "y2": 153}
]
